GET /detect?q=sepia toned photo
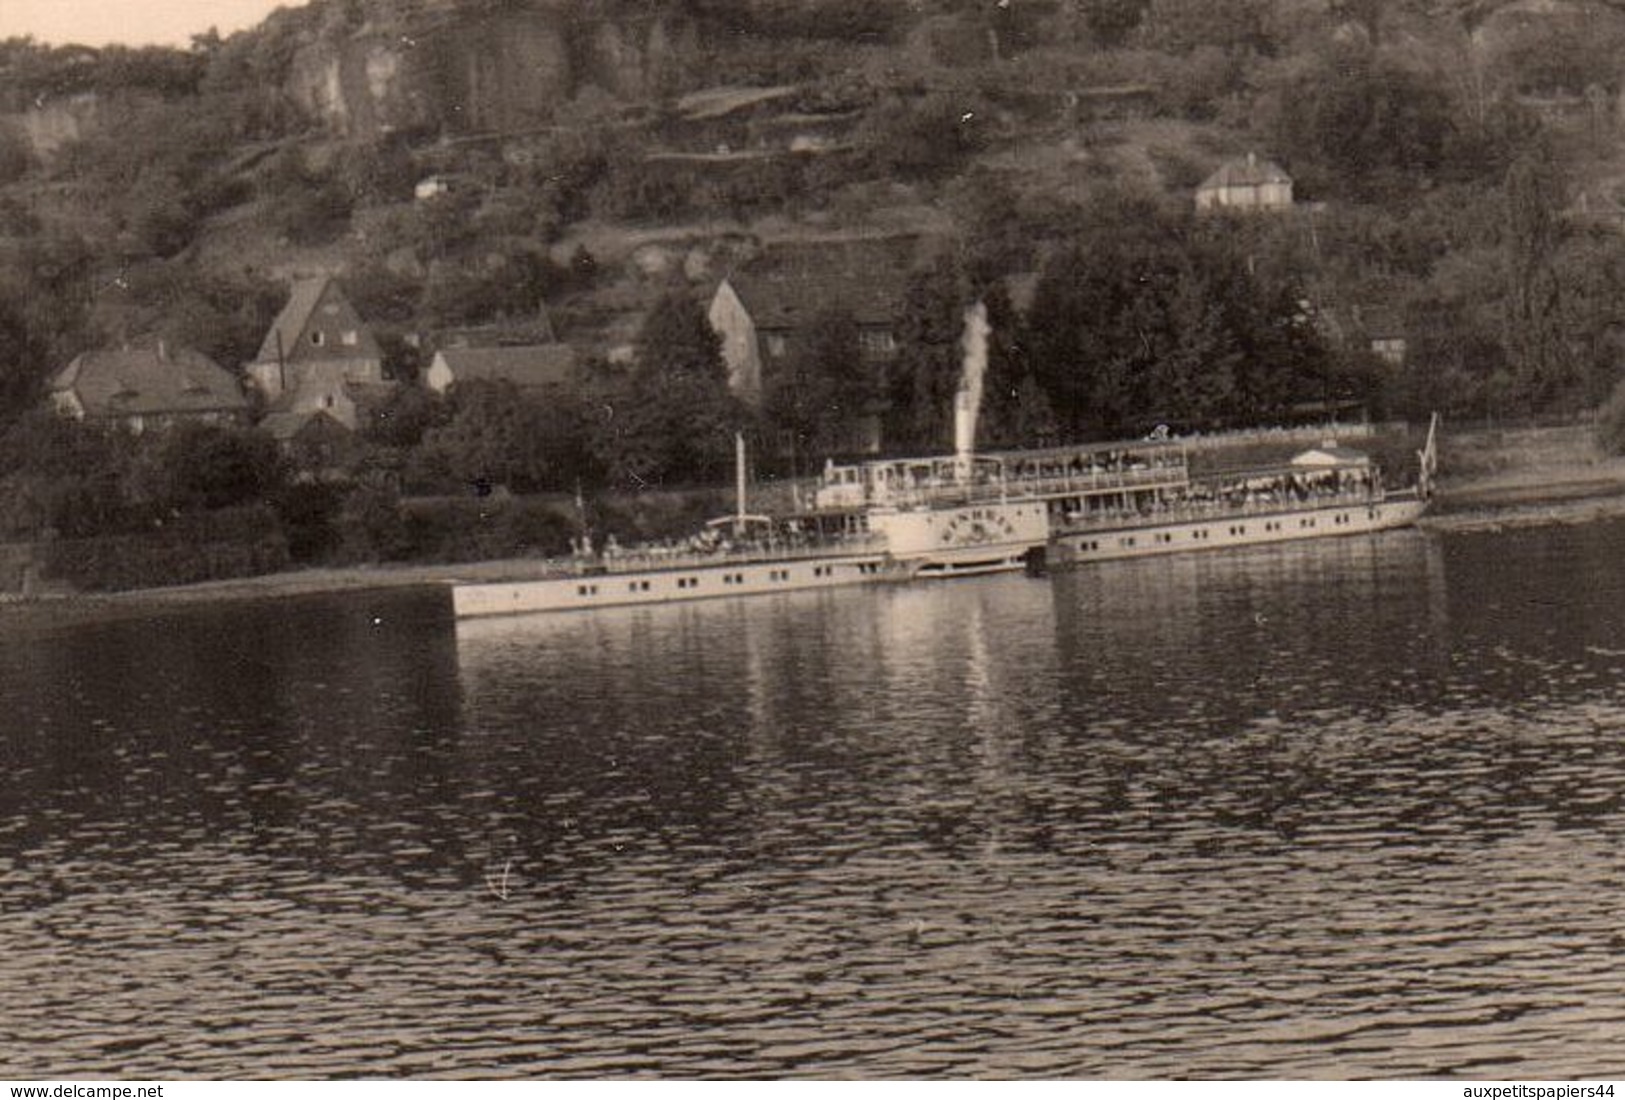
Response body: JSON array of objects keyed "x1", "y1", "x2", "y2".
[{"x1": 2, "y1": 0, "x2": 1623, "y2": 1083}]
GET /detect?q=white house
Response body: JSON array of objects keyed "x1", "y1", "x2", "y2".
[{"x1": 1196, "y1": 153, "x2": 1293, "y2": 213}]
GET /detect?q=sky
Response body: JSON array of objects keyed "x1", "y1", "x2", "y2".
[{"x1": 0, "y1": 0, "x2": 305, "y2": 49}]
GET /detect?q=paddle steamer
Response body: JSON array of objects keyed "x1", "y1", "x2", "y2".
[{"x1": 450, "y1": 297, "x2": 1437, "y2": 618}]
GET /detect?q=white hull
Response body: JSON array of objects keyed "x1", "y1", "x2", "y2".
[
  {"x1": 452, "y1": 551, "x2": 903, "y2": 618},
  {"x1": 1049, "y1": 495, "x2": 1426, "y2": 566},
  {"x1": 867, "y1": 501, "x2": 1049, "y2": 577}
]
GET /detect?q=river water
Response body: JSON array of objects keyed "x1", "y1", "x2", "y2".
[{"x1": 2, "y1": 522, "x2": 1623, "y2": 1079}]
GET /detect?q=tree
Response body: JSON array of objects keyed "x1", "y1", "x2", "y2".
[
  {"x1": 361, "y1": 384, "x2": 447, "y2": 449},
  {"x1": 0, "y1": 294, "x2": 45, "y2": 427},
  {"x1": 1502, "y1": 152, "x2": 1570, "y2": 409},
  {"x1": 857, "y1": 93, "x2": 989, "y2": 182},
  {"x1": 886, "y1": 262, "x2": 972, "y2": 452},
  {"x1": 130, "y1": 423, "x2": 286, "y2": 514},
  {"x1": 332, "y1": 136, "x2": 418, "y2": 205},
  {"x1": 1027, "y1": 192, "x2": 1335, "y2": 437},
  {"x1": 1551, "y1": 232, "x2": 1625, "y2": 410},
  {"x1": 1270, "y1": 45, "x2": 1458, "y2": 202},
  {"x1": 595, "y1": 295, "x2": 743, "y2": 487},
  {"x1": 0, "y1": 412, "x2": 133, "y2": 537},
  {"x1": 421, "y1": 381, "x2": 594, "y2": 494},
  {"x1": 763, "y1": 306, "x2": 871, "y2": 469},
  {"x1": 421, "y1": 249, "x2": 565, "y2": 327}
]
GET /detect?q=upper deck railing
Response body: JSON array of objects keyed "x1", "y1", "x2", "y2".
[
  {"x1": 1051, "y1": 486, "x2": 1389, "y2": 534},
  {"x1": 815, "y1": 460, "x2": 1191, "y2": 511},
  {"x1": 568, "y1": 533, "x2": 889, "y2": 576}
]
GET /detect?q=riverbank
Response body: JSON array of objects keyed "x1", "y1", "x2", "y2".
[
  {"x1": 1423, "y1": 420, "x2": 1625, "y2": 530},
  {"x1": 0, "y1": 555, "x2": 568, "y2": 625},
  {"x1": 1426, "y1": 470, "x2": 1625, "y2": 533},
  {"x1": 7, "y1": 420, "x2": 1625, "y2": 620}
]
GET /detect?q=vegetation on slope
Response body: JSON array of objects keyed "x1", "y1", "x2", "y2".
[{"x1": 4, "y1": 0, "x2": 1625, "y2": 581}]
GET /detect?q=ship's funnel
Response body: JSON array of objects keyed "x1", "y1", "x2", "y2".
[{"x1": 954, "y1": 300, "x2": 990, "y2": 481}]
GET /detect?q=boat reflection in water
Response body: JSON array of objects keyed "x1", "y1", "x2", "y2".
[{"x1": 10, "y1": 520, "x2": 1625, "y2": 1077}]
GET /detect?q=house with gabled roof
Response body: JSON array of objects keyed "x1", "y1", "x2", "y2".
[
  {"x1": 49, "y1": 337, "x2": 249, "y2": 434},
  {"x1": 707, "y1": 239, "x2": 915, "y2": 408},
  {"x1": 246, "y1": 275, "x2": 388, "y2": 429},
  {"x1": 425, "y1": 345, "x2": 580, "y2": 395},
  {"x1": 1196, "y1": 153, "x2": 1293, "y2": 213}
]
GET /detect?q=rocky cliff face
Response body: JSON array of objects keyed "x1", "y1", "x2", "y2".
[
  {"x1": 285, "y1": 2, "x2": 698, "y2": 139},
  {"x1": 11, "y1": 94, "x2": 102, "y2": 159},
  {"x1": 3, "y1": 89, "x2": 172, "y2": 163}
]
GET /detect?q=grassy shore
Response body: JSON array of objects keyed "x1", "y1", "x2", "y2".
[
  {"x1": 0, "y1": 555, "x2": 570, "y2": 622},
  {"x1": 6, "y1": 421, "x2": 1625, "y2": 619},
  {"x1": 1424, "y1": 421, "x2": 1625, "y2": 529}
]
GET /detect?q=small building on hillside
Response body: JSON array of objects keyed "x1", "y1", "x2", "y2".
[
  {"x1": 49, "y1": 337, "x2": 249, "y2": 434},
  {"x1": 1315, "y1": 302, "x2": 1408, "y2": 367},
  {"x1": 707, "y1": 239, "x2": 914, "y2": 411},
  {"x1": 414, "y1": 174, "x2": 468, "y2": 202},
  {"x1": 247, "y1": 275, "x2": 388, "y2": 429},
  {"x1": 425, "y1": 344, "x2": 580, "y2": 395},
  {"x1": 1196, "y1": 153, "x2": 1294, "y2": 213}
]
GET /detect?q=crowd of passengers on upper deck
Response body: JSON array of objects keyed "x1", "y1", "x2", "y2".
[
  {"x1": 1190, "y1": 466, "x2": 1380, "y2": 505},
  {"x1": 1001, "y1": 447, "x2": 1186, "y2": 484}
]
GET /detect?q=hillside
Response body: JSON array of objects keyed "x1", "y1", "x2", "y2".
[{"x1": 6, "y1": 0, "x2": 1625, "y2": 427}]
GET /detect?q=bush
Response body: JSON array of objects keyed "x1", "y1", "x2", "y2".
[
  {"x1": 40, "y1": 504, "x2": 290, "y2": 591},
  {"x1": 855, "y1": 93, "x2": 990, "y2": 181},
  {"x1": 273, "y1": 480, "x2": 345, "y2": 564},
  {"x1": 335, "y1": 484, "x2": 414, "y2": 564},
  {"x1": 397, "y1": 495, "x2": 575, "y2": 562}
]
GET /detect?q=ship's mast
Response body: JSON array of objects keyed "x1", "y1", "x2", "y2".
[{"x1": 735, "y1": 431, "x2": 748, "y2": 526}]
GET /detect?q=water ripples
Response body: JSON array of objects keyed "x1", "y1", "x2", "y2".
[{"x1": 3, "y1": 527, "x2": 1625, "y2": 1076}]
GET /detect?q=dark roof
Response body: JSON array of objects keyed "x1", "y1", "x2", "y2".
[
  {"x1": 1199, "y1": 154, "x2": 1292, "y2": 190},
  {"x1": 255, "y1": 277, "x2": 329, "y2": 363},
  {"x1": 51, "y1": 338, "x2": 247, "y2": 419},
  {"x1": 254, "y1": 275, "x2": 380, "y2": 365},
  {"x1": 434, "y1": 345, "x2": 579, "y2": 388},
  {"x1": 721, "y1": 239, "x2": 916, "y2": 329}
]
